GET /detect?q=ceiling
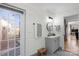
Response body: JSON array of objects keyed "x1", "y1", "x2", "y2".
[
  {"x1": 69, "y1": 21, "x2": 79, "y2": 25},
  {"x1": 10, "y1": 3, "x2": 79, "y2": 14},
  {"x1": 27, "y1": 3, "x2": 79, "y2": 13}
]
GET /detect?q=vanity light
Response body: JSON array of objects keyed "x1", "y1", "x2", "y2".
[
  {"x1": 46, "y1": 16, "x2": 53, "y2": 22},
  {"x1": 49, "y1": 16, "x2": 53, "y2": 20}
]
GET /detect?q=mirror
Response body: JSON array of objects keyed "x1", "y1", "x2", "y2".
[
  {"x1": 46, "y1": 22, "x2": 53, "y2": 32},
  {"x1": 46, "y1": 22, "x2": 55, "y2": 36}
]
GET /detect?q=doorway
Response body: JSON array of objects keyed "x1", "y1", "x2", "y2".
[
  {"x1": 64, "y1": 15, "x2": 79, "y2": 55},
  {"x1": 0, "y1": 4, "x2": 25, "y2": 56}
]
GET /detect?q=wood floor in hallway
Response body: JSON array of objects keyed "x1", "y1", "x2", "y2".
[{"x1": 64, "y1": 34, "x2": 79, "y2": 55}]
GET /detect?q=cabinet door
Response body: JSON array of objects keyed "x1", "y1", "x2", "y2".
[
  {"x1": 46, "y1": 38, "x2": 56, "y2": 54},
  {"x1": 46, "y1": 38, "x2": 53, "y2": 53},
  {"x1": 55, "y1": 37, "x2": 60, "y2": 50},
  {"x1": 51, "y1": 38, "x2": 56, "y2": 53},
  {"x1": 56, "y1": 37, "x2": 60, "y2": 48},
  {"x1": 45, "y1": 37, "x2": 60, "y2": 54},
  {"x1": 55, "y1": 38, "x2": 58, "y2": 50}
]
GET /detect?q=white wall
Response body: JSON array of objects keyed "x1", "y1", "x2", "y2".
[
  {"x1": 9, "y1": 4, "x2": 47, "y2": 56},
  {"x1": 26, "y1": 6, "x2": 47, "y2": 55}
]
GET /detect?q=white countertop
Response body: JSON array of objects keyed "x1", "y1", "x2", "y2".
[{"x1": 46, "y1": 35, "x2": 60, "y2": 38}]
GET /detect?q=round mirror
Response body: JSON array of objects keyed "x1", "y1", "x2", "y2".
[
  {"x1": 46, "y1": 22, "x2": 56, "y2": 36},
  {"x1": 46, "y1": 22, "x2": 53, "y2": 32}
]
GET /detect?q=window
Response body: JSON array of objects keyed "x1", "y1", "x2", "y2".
[{"x1": 0, "y1": 4, "x2": 24, "y2": 56}]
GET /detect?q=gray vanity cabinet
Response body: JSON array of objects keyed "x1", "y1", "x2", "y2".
[{"x1": 45, "y1": 36, "x2": 60, "y2": 54}]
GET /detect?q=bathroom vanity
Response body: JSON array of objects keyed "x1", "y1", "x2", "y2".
[{"x1": 45, "y1": 35, "x2": 60, "y2": 54}]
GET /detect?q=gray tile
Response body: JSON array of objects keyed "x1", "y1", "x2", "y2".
[
  {"x1": 46, "y1": 50, "x2": 77, "y2": 56},
  {"x1": 1, "y1": 53, "x2": 8, "y2": 56},
  {"x1": 15, "y1": 48, "x2": 20, "y2": 56},
  {"x1": 9, "y1": 49, "x2": 15, "y2": 56}
]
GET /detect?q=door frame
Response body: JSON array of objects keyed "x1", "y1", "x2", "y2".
[
  {"x1": 0, "y1": 3, "x2": 26, "y2": 56},
  {"x1": 64, "y1": 19, "x2": 67, "y2": 41}
]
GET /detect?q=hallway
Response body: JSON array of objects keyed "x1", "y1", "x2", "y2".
[{"x1": 64, "y1": 33, "x2": 79, "y2": 55}]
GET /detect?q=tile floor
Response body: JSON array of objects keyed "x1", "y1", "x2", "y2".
[
  {"x1": 46, "y1": 50, "x2": 77, "y2": 56},
  {"x1": 34, "y1": 49, "x2": 77, "y2": 56}
]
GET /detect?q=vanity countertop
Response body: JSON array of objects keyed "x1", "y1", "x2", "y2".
[{"x1": 46, "y1": 35, "x2": 60, "y2": 38}]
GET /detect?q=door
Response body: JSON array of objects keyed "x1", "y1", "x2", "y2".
[
  {"x1": 64, "y1": 19, "x2": 67, "y2": 40},
  {"x1": 0, "y1": 5, "x2": 25, "y2": 56}
]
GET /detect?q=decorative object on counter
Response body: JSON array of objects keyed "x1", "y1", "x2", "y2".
[{"x1": 48, "y1": 33, "x2": 56, "y2": 36}]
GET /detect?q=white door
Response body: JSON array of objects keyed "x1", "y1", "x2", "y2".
[{"x1": 0, "y1": 5, "x2": 25, "y2": 56}]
